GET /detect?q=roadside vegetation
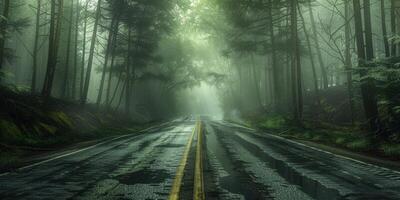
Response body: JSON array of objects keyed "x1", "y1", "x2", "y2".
[
  {"x1": 0, "y1": 86, "x2": 158, "y2": 172},
  {"x1": 244, "y1": 113, "x2": 400, "y2": 159}
]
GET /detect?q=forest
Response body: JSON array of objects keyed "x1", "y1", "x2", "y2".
[{"x1": 1, "y1": 0, "x2": 400, "y2": 170}]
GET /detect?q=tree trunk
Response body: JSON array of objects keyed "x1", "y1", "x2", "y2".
[
  {"x1": 381, "y1": 0, "x2": 390, "y2": 57},
  {"x1": 0, "y1": 0, "x2": 10, "y2": 74},
  {"x1": 96, "y1": 16, "x2": 116, "y2": 107},
  {"x1": 391, "y1": 0, "x2": 397, "y2": 56},
  {"x1": 363, "y1": 0, "x2": 380, "y2": 131},
  {"x1": 345, "y1": 0, "x2": 355, "y2": 125},
  {"x1": 110, "y1": 72, "x2": 123, "y2": 105},
  {"x1": 31, "y1": 0, "x2": 41, "y2": 93},
  {"x1": 72, "y1": 0, "x2": 80, "y2": 100},
  {"x1": 106, "y1": 19, "x2": 120, "y2": 107},
  {"x1": 298, "y1": 6, "x2": 320, "y2": 106},
  {"x1": 290, "y1": 0, "x2": 301, "y2": 122},
  {"x1": 267, "y1": 0, "x2": 280, "y2": 111},
  {"x1": 308, "y1": 1, "x2": 328, "y2": 89},
  {"x1": 353, "y1": 0, "x2": 380, "y2": 132},
  {"x1": 80, "y1": 0, "x2": 89, "y2": 99},
  {"x1": 125, "y1": 28, "x2": 132, "y2": 115},
  {"x1": 81, "y1": 0, "x2": 102, "y2": 104},
  {"x1": 250, "y1": 54, "x2": 263, "y2": 109},
  {"x1": 116, "y1": 80, "x2": 127, "y2": 112},
  {"x1": 61, "y1": 0, "x2": 74, "y2": 98},
  {"x1": 42, "y1": 0, "x2": 64, "y2": 97}
]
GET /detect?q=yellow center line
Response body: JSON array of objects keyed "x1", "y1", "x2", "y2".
[
  {"x1": 168, "y1": 121, "x2": 197, "y2": 200},
  {"x1": 194, "y1": 120, "x2": 205, "y2": 200}
]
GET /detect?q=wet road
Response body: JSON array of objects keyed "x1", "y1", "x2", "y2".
[{"x1": 1, "y1": 118, "x2": 400, "y2": 200}]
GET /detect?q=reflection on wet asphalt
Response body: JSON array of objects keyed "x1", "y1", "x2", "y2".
[
  {"x1": 204, "y1": 120, "x2": 400, "y2": 200},
  {"x1": 0, "y1": 120, "x2": 195, "y2": 200},
  {"x1": 1, "y1": 118, "x2": 400, "y2": 200}
]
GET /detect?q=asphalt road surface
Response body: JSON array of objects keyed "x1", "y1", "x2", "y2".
[{"x1": 1, "y1": 117, "x2": 400, "y2": 200}]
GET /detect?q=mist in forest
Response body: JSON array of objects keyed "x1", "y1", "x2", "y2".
[{"x1": 1, "y1": 0, "x2": 400, "y2": 151}]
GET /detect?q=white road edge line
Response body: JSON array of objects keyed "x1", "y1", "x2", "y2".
[
  {"x1": 0, "y1": 121, "x2": 171, "y2": 177},
  {"x1": 226, "y1": 121, "x2": 400, "y2": 175}
]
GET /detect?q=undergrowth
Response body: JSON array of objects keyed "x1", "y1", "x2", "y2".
[{"x1": 243, "y1": 113, "x2": 400, "y2": 159}]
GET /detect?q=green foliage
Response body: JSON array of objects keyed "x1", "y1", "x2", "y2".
[
  {"x1": 0, "y1": 119, "x2": 24, "y2": 144},
  {"x1": 35, "y1": 122, "x2": 57, "y2": 135},
  {"x1": 381, "y1": 144, "x2": 400, "y2": 156},
  {"x1": 352, "y1": 57, "x2": 400, "y2": 138},
  {"x1": 260, "y1": 116, "x2": 286, "y2": 129},
  {"x1": 345, "y1": 138, "x2": 372, "y2": 151},
  {"x1": 49, "y1": 112, "x2": 73, "y2": 129}
]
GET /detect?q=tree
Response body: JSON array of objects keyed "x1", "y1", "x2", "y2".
[
  {"x1": 380, "y1": 0, "x2": 390, "y2": 57},
  {"x1": 105, "y1": 20, "x2": 120, "y2": 108},
  {"x1": 31, "y1": 0, "x2": 41, "y2": 93},
  {"x1": 308, "y1": 1, "x2": 328, "y2": 89},
  {"x1": 96, "y1": 15, "x2": 117, "y2": 107},
  {"x1": 61, "y1": 0, "x2": 75, "y2": 98},
  {"x1": 291, "y1": 0, "x2": 302, "y2": 122},
  {"x1": 81, "y1": 0, "x2": 102, "y2": 104},
  {"x1": 268, "y1": 0, "x2": 281, "y2": 111},
  {"x1": 0, "y1": 0, "x2": 10, "y2": 75},
  {"x1": 298, "y1": 5, "x2": 320, "y2": 106},
  {"x1": 72, "y1": 0, "x2": 80, "y2": 99},
  {"x1": 391, "y1": 0, "x2": 397, "y2": 56},
  {"x1": 353, "y1": 0, "x2": 379, "y2": 132},
  {"x1": 344, "y1": 0, "x2": 355, "y2": 124},
  {"x1": 125, "y1": 28, "x2": 132, "y2": 115},
  {"x1": 42, "y1": 0, "x2": 64, "y2": 97},
  {"x1": 80, "y1": 0, "x2": 90, "y2": 99}
]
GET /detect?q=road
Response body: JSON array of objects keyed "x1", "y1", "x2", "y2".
[{"x1": 1, "y1": 118, "x2": 400, "y2": 200}]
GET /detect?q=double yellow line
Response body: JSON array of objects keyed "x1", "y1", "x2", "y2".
[{"x1": 168, "y1": 120, "x2": 205, "y2": 200}]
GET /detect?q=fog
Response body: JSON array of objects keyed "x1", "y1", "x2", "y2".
[{"x1": 0, "y1": 0, "x2": 400, "y2": 135}]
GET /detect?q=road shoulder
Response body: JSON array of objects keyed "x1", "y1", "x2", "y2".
[
  {"x1": 0, "y1": 121, "x2": 170, "y2": 174},
  {"x1": 227, "y1": 121, "x2": 400, "y2": 172}
]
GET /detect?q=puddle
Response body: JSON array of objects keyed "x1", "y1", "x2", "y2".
[{"x1": 115, "y1": 169, "x2": 169, "y2": 185}]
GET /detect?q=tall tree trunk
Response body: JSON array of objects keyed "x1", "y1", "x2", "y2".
[
  {"x1": 298, "y1": 6, "x2": 320, "y2": 106},
  {"x1": 308, "y1": 1, "x2": 328, "y2": 89},
  {"x1": 345, "y1": 0, "x2": 355, "y2": 125},
  {"x1": 267, "y1": 0, "x2": 280, "y2": 111},
  {"x1": 31, "y1": 0, "x2": 41, "y2": 93},
  {"x1": 96, "y1": 17, "x2": 116, "y2": 107},
  {"x1": 80, "y1": 0, "x2": 89, "y2": 99},
  {"x1": 106, "y1": 19, "x2": 120, "y2": 107},
  {"x1": 0, "y1": 0, "x2": 10, "y2": 76},
  {"x1": 81, "y1": 0, "x2": 102, "y2": 104},
  {"x1": 353, "y1": 0, "x2": 380, "y2": 132},
  {"x1": 72, "y1": 0, "x2": 80, "y2": 100},
  {"x1": 110, "y1": 72, "x2": 123, "y2": 105},
  {"x1": 116, "y1": 80, "x2": 127, "y2": 112},
  {"x1": 363, "y1": 0, "x2": 380, "y2": 131},
  {"x1": 391, "y1": 0, "x2": 397, "y2": 56},
  {"x1": 62, "y1": 0, "x2": 74, "y2": 98},
  {"x1": 42, "y1": 0, "x2": 63, "y2": 97},
  {"x1": 250, "y1": 54, "x2": 263, "y2": 109},
  {"x1": 125, "y1": 28, "x2": 132, "y2": 115},
  {"x1": 290, "y1": 0, "x2": 300, "y2": 122},
  {"x1": 381, "y1": 0, "x2": 390, "y2": 57}
]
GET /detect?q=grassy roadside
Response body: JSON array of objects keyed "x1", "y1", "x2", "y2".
[
  {"x1": 240, "y1": 114, "x2": 400, "y2": 161},
  {"x1": 0, "y1": 86, "x2": 162, "y2": 172}
]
